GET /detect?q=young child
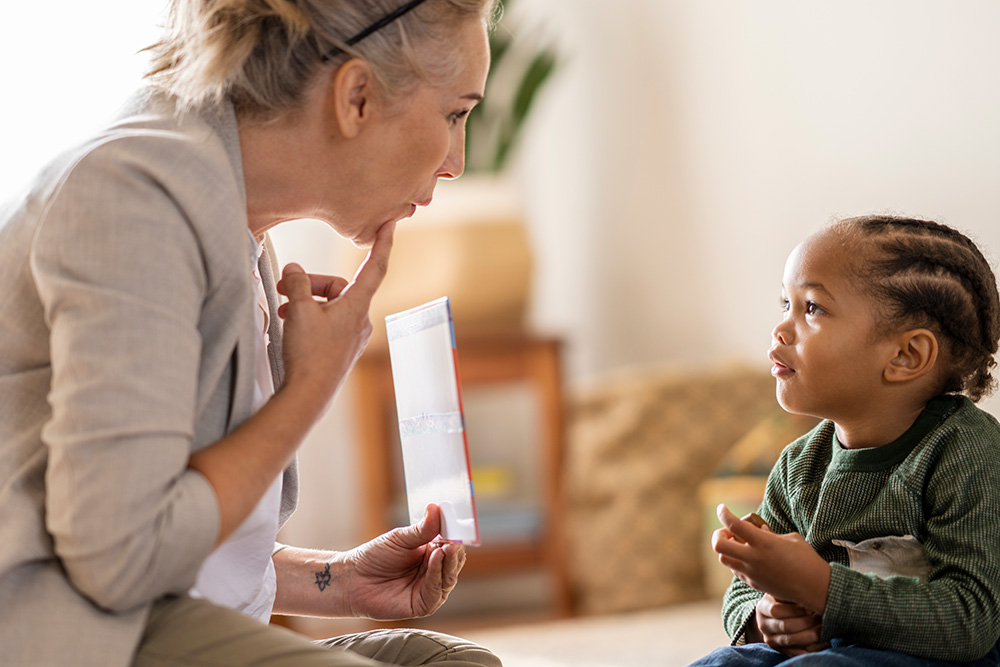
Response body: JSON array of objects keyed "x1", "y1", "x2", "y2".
[{"x1": 689, "y1": 215, "x2": 1000, "y2": 666}]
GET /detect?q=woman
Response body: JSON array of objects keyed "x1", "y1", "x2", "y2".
[{"x1": 0, "y1": 0, "x2": 500, "y2": 665}]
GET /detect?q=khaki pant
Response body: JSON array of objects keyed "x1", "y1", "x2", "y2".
[{"x1": 134, "y1": 596, "x2": 502, "y2": 667}]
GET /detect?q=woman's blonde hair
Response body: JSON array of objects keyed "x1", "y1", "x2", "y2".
[{"x1": 145, "y1": 0, "x2": 499, "y2": 119}]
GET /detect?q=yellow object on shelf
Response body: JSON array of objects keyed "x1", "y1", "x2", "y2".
[{"x1": 472, "y1": 464, "x2": 516, "y2": 500}]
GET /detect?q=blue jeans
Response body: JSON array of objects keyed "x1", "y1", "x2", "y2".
[{"x1": 687, "y1": 639, "x2": 1000, "y2": 667}]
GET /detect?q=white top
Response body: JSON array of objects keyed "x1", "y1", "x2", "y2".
[{"x1": 189, "y1": 233, "x2": 282, "y2": 622}]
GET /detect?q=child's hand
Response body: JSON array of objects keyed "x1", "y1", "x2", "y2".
[
  {"x1": 713, "y1": 504, "x2": 831, "y2": 614},
  {"x1": 755, "y1": 593, "x2": 829, "y2": 656}
]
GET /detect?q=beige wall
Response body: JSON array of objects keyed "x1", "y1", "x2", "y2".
[
  {"x1": 275, "y1": 1, "x2": 1000, "y2": 548},
  {"x1": 4, "y1": 1, "x2": 1000, "y2": 551},
  {"x1": 516, "y1": 0, "x2": 1000, "y2": 401}
]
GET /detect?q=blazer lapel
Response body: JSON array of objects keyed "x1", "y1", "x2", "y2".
[{"x1": 226, "y1": 288, "x2": 257, "y2": 434}]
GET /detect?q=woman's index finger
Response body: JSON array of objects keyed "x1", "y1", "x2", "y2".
[{"x1": 347, "y1": 221, "x2": 396, "y2": 304}]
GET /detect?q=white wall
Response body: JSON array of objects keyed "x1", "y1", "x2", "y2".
[
  {"x1": 514, "y1": 0, "x2": 1000, "y2": 420},
  {"x1": 277, "y1": 0, "x2": 1000, "y2": 550},
  {"x1": 4, "y1": 1, "x2": 1000, "y2": 551},
  {"x1": 0, "y1": 3, "x2": 165, "y2": 198}
]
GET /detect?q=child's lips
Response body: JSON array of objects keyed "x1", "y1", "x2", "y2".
[{"x1": 768, "y1": 350, "x2": 794, "y2": 376}]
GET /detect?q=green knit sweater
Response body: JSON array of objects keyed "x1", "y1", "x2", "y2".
[{"x1": 722, "y1": 395, "x2": 1000, "y2": 661}]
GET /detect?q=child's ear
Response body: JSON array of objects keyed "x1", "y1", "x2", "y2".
[
  {"x1": 326, "y1": 58, "x2": 376, "y2": 139},
  {"x1": 884, "y1": 329, "x2": 939, "y2": 383}
]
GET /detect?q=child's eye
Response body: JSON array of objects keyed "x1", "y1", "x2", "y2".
[
  {"x1": 805, "y1": 301, "x2": 824, "y2": 315},
  {"x1": 779, "y1": 297, "x2": 790, "y2": 312}
]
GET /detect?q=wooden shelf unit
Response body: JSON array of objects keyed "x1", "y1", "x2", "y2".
[{"x1": 352, "y1": 332, "x2": 572, "y2": 617}]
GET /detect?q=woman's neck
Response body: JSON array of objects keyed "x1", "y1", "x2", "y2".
[
  {"x1": 237, "y1": 73, "x2": 348, "y2": 239},
  {"x1": 238, "y1": 116, "x2": 321, "y2": 239}
]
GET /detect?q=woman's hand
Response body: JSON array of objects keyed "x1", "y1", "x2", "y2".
[
  {"x1": 276, "y1": 220, "x2": 395, "y2": 404},
  {"x1": 343, "y1": 504, "x2": 466, "y2": 620},
  {"x1": 713, "y1": 504, "x2": 831, "y2": 615},
  {"x1": 189, "y1": 222, "x2": 393, "y2": 547},
  {"x1": 755, "y1": 593, "x2": 828, "y2": 656}
]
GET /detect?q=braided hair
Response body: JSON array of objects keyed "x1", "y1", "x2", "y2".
[{"x1": 834, "y1": 215, "x2": 1000, "y2": 402}]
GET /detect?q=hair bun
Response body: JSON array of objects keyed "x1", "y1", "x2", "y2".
[{"x1": 146, "y1": 0, "x2": 498, "y2": 117}]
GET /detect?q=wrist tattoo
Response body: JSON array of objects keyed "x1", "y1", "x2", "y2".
[{"x1": 314, "y1": 563, "x2": 332, "y2": 592}]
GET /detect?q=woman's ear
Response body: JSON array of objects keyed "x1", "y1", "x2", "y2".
[
  {"x1": 326, "y1": 59, "x2": 376, "y2": 139},
  {"x1": 884, "y1": 329, "x2": 939, "y2": 384}
]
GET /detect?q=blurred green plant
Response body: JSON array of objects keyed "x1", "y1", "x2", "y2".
[{"x1": 465, "y1": 0, "x2": 559, "y2": 174}]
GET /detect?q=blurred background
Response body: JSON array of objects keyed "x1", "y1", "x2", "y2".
[{"x1": 4, "y1": 0, "x2": 1000, "y2": 633}]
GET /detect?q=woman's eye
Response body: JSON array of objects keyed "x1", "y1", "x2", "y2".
[{"x1": 449, "y1": 109, "x2": 471, "y2": 126}]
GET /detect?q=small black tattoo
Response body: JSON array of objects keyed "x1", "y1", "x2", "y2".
[{"x1": 315, "y1": 563, "x2": 332, "y2": 592}]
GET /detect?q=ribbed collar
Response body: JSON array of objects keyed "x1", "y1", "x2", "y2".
[{"x1": 828, "y1": 395, "x2": 960, "y2": 472}]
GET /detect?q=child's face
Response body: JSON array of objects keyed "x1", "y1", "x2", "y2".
[{"x1": 769, "y1": 230, "x2": 899, "y2": 422}]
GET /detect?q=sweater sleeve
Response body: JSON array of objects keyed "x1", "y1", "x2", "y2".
[
  {"x1": 820, "y1": 430, "x2": 1000, "y2": 661},
  {"x1": 721, "y1": 579, "x2": 761, "y2": 643}
]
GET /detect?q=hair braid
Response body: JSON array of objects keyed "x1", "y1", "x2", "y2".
[{"x1": 837, "y1": 215, "x2": 1000, "y2": 402}]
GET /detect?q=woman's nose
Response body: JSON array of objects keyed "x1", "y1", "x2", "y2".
[{"x1": 437, "y1": 137, "x2": 466, "y2": 180}]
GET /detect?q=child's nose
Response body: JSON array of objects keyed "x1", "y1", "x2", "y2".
[{"x1": 772, "y1": 322, "x2": 792, "y2": 344}]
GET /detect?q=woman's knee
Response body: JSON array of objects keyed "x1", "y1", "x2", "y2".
[{"x1": 319, "y1": 628, "x2": 501, "y2": 667}]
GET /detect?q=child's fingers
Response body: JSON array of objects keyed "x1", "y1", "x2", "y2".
[
  {"x1": 716, "y1": 503, "x2": 739, "y2": 527},
  {"x1": 719, "y1": 505, "x2": 774, "y2": 545},
  {"x1": 717, "y1": 504, "x2": 755, "y2": 544},
  {"x1": 762, "y1": 595, "x2": 812, "y2": 620},
  {"x1": 742, "y1": 512, "x2": 771, "y2": 531},
  {"x1": 710, "y1": 527, "x2": 736, "y2": 553},
  {"x1": 712, "y1": 528, "x2": 752, "y2": 581}
]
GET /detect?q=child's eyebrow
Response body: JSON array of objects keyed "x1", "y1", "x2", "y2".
[{"x1": 798, "y1": 281, "x2": 837, "y2": 301}]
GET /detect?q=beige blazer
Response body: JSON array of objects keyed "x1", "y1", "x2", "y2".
[{"x1": 0, "y1": 89, "x2": 297, "y2": 666}]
